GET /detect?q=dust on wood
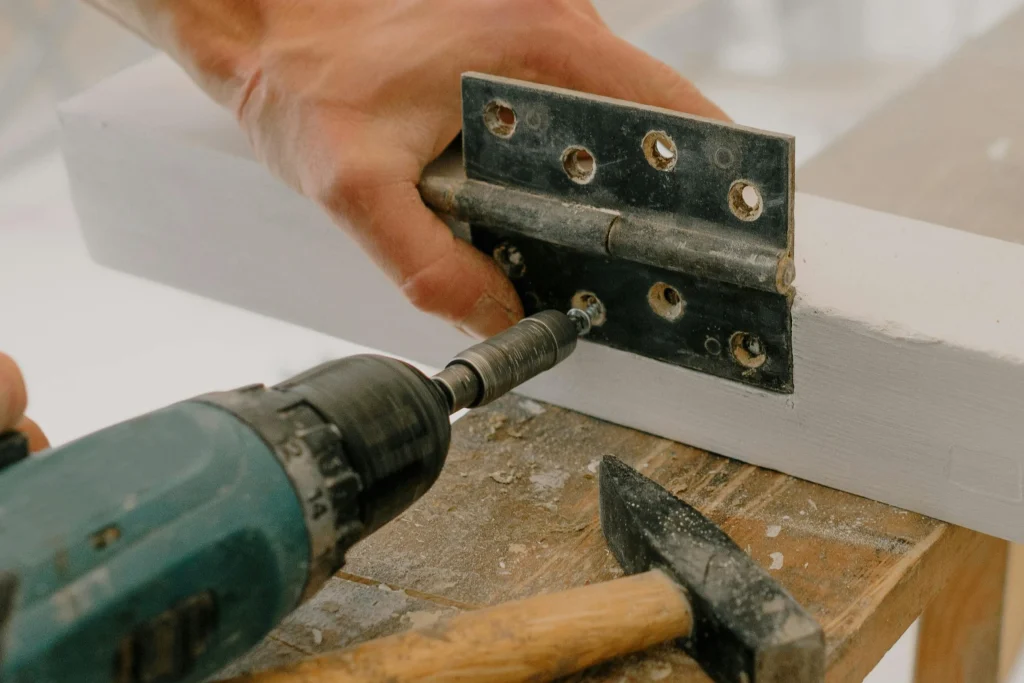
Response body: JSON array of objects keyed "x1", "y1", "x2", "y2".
[{"x1": 232, "y1": 395, "x2": 978, "y2": 682}]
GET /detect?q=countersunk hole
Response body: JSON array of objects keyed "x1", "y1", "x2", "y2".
[
  {"x1": 90, "y1": 525, "x2": 122, "y2": 550},
  {"x1": 642, "y1": 131, "x2": 678, "y2": 171},
  {"x1": 728, "y1": 180, "x2": 763, "y2": 221},
  {"x1": 562, "y1": 147, "x2": 596, "y2": 184},
  {"x1": 648, "y1": 283, "x2": 685, "y2": 321},
  {"x1": 483, "y1": 100, "x2": 517, "y2": 138},
  {"x1": 714, "y1": 147, "x2": 736, "y2": 168},
  {"x1": 704, "y1": 337, "x2": 722, "y2": 356},
  {"x1": 730, "y1": 332, "x2": 767, "y2": 369},
  {"x1": 571, "y1": 291, "x2": 606, "y2": 326},
  {"x1": 492, "y1": 242, "x2": 526, "y2": 279}
]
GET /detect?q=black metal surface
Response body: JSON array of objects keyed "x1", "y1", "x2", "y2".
[
  {"x1": 449, "y1": 73, "x2": 796, "y2": 392},
  {"x1": 599, "y1": 456, "x2": 824, "y2": 683},
  {"x1": 474, "y1": 229, "x2": 792, "y2": 391},
  {"x1": 0, "y1": 431, "x2": 29, "y2": 472}
]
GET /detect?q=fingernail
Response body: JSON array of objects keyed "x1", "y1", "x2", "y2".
[{"x1": 458, "y1": 293, "x2": 522, "y2": 339}]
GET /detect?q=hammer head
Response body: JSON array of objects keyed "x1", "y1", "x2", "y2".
[{"x1": 599, "y1": 456, "x2": 824, "y2": 683}]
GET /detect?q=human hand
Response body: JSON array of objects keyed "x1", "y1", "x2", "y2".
[
  {"x1": 92, "y1": 0, "x2": 728, "y2": 337},
  {"x1": 0, "y1": 353, "x2": 48, "y2": 453}
]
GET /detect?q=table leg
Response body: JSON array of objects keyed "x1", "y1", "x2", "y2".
[{"x1": 914, "y1": 535, "x2": 1008, "y2": 682}]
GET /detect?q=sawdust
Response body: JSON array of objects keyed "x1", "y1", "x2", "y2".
[
  {"x1": 529, "y1": 469, "x2": 569, "y2": 492},
  {"x1": 645, "y1": 661, "x2": 673, "y2": 681},
  {"x1": 403, "y1": 610, "x2": 446, "y2": 630},
  {"x1": 490, "y1": 471, "x2": 515, "y2": 485},
  {"x1": 484, "y1": 414, "x2": 507, "y2": 441},
  {"x1": 520, "y1": 399, "x2": 546, "y2": 416}
]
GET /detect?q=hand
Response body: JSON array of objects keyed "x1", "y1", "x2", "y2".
[
  {"x1": 0, "y1": 353, "x2": 48, "y2": 452},
  {"x1": 91, "y1": 0, "x2": 728, "y2": 337}
]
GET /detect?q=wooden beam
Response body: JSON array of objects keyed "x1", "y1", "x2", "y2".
[
  {"x1": 914, "y1": 534, "x2": 1007, "y2": 683},
  {"x1": 799, "y1": 8, "x2": 1024, "y2": 678},
  {"x1": 59, "y1": 55, "x2": 1024, "y2": 543}
]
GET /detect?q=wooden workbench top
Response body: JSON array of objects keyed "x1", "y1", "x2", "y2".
[{"x1": 219, "y1": 395, "x2": 979, "y2": 683}]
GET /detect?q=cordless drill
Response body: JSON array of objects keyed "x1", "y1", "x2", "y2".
[{"x1": 0, "y1": 308, "x2": 596, "y2": 683}]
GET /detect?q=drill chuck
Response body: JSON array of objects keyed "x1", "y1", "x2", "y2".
[
  {"x1": 433, "y1": 309, "x2": 589, "y2": 412},
  {"x1": 0, "y1": 308, "x2": 592, "y2": 683}
]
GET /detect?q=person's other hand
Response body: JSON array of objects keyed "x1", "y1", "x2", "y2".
[
  {"x1": 148, "y1": 0, "x2": 729, "y2": 337},
  {"x1": 0, "y1": 353, "x2": 48, "y2": 452}
]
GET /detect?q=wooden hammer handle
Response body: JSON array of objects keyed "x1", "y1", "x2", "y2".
[{"x1": 225, "y1": 570, "x2": 692, "y2": 683}]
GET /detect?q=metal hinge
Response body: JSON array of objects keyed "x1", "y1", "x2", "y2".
[{"x1": 421, "y1": 73, "x2": 795, "y2": 393}]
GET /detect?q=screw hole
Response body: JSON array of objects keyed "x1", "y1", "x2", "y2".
[
  {"x1": 730, "y1": 332, "x2": 767, "y2": 369},
  {"x1": 648, "y1": 282, "x2": 685, "y2": 321},
  {"x1": 714, "y1": 147, "x2": 735, "y2": 168},
  {"x1": 642, "y1": 131, "x2": 678, "y2": 171},
  {"x1": 728, "y1": 180, "x2": 763, "y2": 221},
  {"x1": 571, "y1": 291, "x2": 606, "y2": 326},
  {"x1": 483, "y1": 100, "x2": 517, "y2": 138},
  {"x1": 493, "y1": 242, "x2": 526, "y2": 278},
  {"x1": 562, "y1": 147, "x2": 596, "y2": 184},
  {"x1": 704, "y1": 337, "x2": 722, "y2": 356}
]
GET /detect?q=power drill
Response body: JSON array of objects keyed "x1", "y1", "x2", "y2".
[{"x1": 0, "y1": 307, "x2": 597, "y2": 683}]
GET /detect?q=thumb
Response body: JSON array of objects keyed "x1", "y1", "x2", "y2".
[{"x1": 329, "y1": 176, "x2": 523, "y2": 339}]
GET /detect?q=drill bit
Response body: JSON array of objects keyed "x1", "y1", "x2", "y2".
[{"x1": 432, "y1": 304, "x2": 601, "y2": 414}]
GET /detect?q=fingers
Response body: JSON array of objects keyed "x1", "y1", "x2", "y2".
[
  {"x1": 598, "y1": 34, "x2": 730, "y2": 121},
  {"x1": 0, "y1": 354, "x2": 46, "y2": 453},
  {"x1": 508, "y1": 19, "x2": 729, "y2": 122},
  {"x1": 15, "y1": 416, "x2": 49, "y2": 453},
  {"x1": 0, "y1": 353, "x2": 27, "y2": 431},
  {"x1": 322, "y1": 159, "x2": 523, "y2": 338}
]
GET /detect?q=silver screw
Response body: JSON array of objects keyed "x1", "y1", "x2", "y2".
[{"x1": 567, "y1": 299, "x2": 604, "y2": 336}]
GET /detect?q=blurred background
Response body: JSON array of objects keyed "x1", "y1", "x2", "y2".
[{"x1": 2, "y1": 0, "x2": 1023, "y2": 680}]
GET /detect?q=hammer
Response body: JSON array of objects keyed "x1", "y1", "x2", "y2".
[{"x1": 225, "y1": 457, "x2": 824, "y2": 683}]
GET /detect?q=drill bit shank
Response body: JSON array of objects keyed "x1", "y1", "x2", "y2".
[{"x1": 433, "y1": 308, "x2": 596, "y2": 413}]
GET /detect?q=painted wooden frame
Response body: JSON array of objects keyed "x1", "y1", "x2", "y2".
[{"x1": 59, "y1": 55, "x2": 1024, "y2": 543}]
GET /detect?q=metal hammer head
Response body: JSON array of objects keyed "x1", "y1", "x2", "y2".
[{"x1": 599, "y1": 456, "x2": 824, "y2": 683}]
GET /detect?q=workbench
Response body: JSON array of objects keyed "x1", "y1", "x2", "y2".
[
  {"x1": 218, "y1": 395, "x2": 989, "y2": 683},
  {"x1": 213, "y1": 7, "x2": 1024, "y2": 682}
]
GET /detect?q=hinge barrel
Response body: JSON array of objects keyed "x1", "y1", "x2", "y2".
[{"x1": 421, "y1": 174, "x2": 790, "y2": 295}]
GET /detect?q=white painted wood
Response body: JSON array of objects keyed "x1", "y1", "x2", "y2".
[{"x1": 59, "y1": 56, "x2": 1024, "y2": 541}]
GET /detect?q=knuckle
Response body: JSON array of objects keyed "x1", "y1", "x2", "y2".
[
  {"x1": 401, "y1": 266, "x2": 451, "y2": 315},
  {"x1": 307, "y1": 152, "x2": 379, "y2": 217},
  {"x1": 0, "y1": 352, "x2": 27, "y2": 424},
  {"x1": 399, "y1": 248, "x2": 477, "y2": 322}
]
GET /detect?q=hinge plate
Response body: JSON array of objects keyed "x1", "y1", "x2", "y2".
[{"x1": 422, "y1": 73, "x2": 795, "y2": 393}]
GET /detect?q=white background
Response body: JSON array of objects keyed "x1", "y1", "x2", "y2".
[{"x1": 3, "y1": 1, "x2": 1023, "y2": 679}]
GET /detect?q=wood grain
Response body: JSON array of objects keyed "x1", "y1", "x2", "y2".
[
  {"x1": 1001, "y1": 544, "x2": 1024, "y2": 680},
  {"x1": 224, "y1": 571, "x2": 691, "y2": 683},
  {"x1": 799, "y1": 8, "x2": 1024, "y2": 678},
  {"x1": 222, "y1": 396, "x2": 980, "y2": 682},
  {"x1": 914, "y1": 535, "x2": 1007, "y2": 683}
]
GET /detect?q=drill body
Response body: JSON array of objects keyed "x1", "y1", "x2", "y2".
[
  {"x1": 0, "y1": 402, "x2": 310, "y2": 683},
  {"x1": 0, "y1": 309, "x2": 588, "y2": 683},
  {"x1": 0, "y1": 355, "x2": 452, "y2": 683}
]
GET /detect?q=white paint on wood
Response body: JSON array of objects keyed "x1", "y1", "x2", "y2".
[{"x1": 59, "y1": 56, "x2": 1024, "y2": 541}]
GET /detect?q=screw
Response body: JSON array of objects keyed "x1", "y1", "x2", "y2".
[
  {"x1": 568, "y1": 298, "x2": 605, "y2": 336},
  {"x1": 744, "y1": 336, "x2": 763, "y2": 357},
  {"x1": 493, "y1": 243, "x2": 525, "y2": 278}
]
